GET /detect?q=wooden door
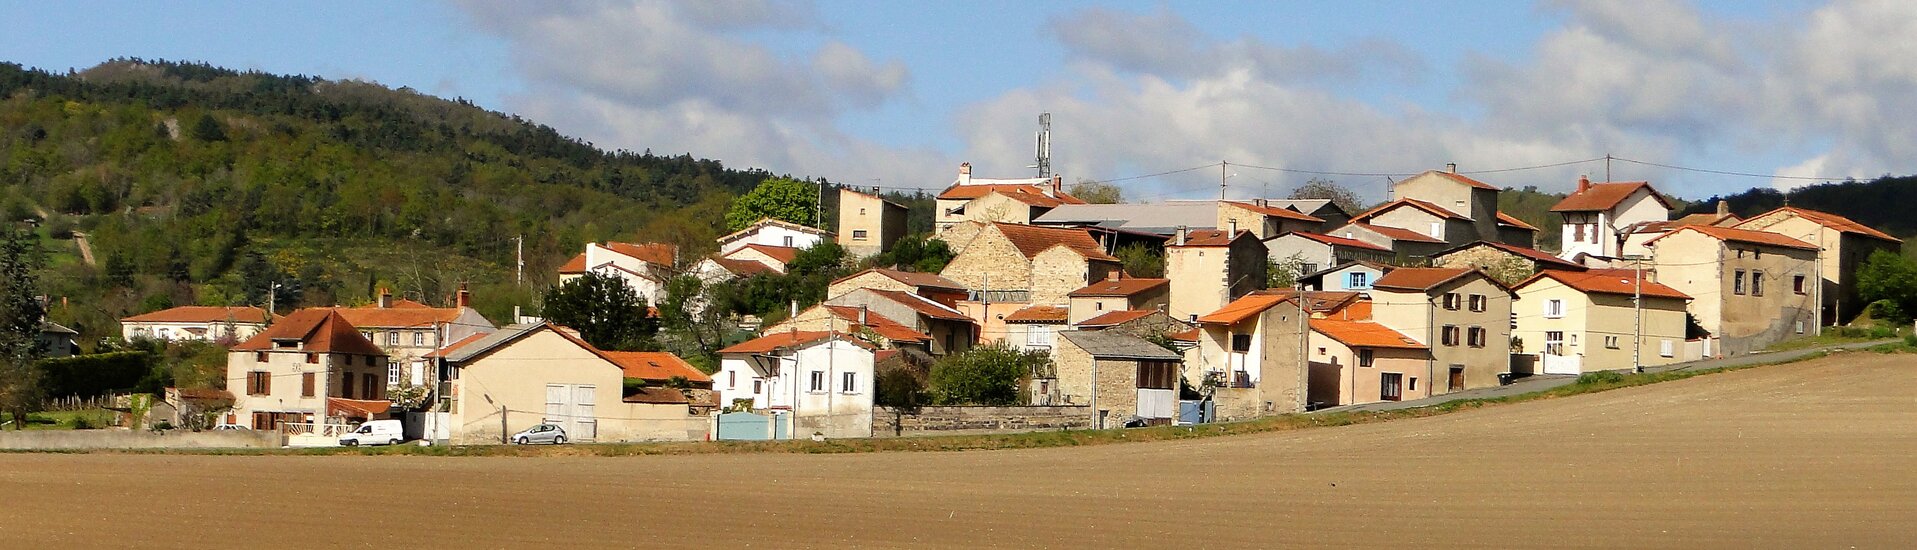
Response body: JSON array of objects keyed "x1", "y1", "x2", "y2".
[{"x1": 1380, "y1": 373, "x2": 1403, "y2": 402}]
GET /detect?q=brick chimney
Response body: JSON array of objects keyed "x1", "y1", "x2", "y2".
[
  {"x1": 1577, "y1": 175, "x2": 1592, "y2": 193},
  {"x1": 1050, "y1": 174, "x2": 1062, "y2": 197},
  {"x1": 455, "y1": 283, "x2": 471, "y2": 308},
  {"x1": 958, "y1": 162, "x2": 972, "y2": 186},
  {"x1": 377, "y1": 287, "x2": 392, "y2": 308}
]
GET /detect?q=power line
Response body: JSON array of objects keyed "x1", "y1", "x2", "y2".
[{"x1": 1609, "y1": 156, "x2": 1860, "y2": 182}]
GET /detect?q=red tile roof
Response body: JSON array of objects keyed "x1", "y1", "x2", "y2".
[
  {"x1": 867, "y1": 289, "x2": 973, "y2": 322},
  {"x1": 1344, "y1": 223, "x2": 1443, "y2": 244},
  {"x1": 1497, "y1": 212, "x2": 1539, "y2": 231},
  {"x1": 231, "y1": 309, "x2": 386, "y2": 356},
  {"x1": 1168, "y1": 328, "x2": 1199, "y2": 342},
  {"x1": 718, "y1": 331, "x2": 876, "y2": 354},
  {"x1": 993, "y1": 223, "x2": 1119, "y2": 261},
  {"x1": 122, "y1": 306, "x2": 273, "y2": 324},
  {"x1": 1647, "y1": 225, "x2": 1819, "y2": 251},
  {"x1": 558, "y1": 253, "x2": 588, "y2": 274},
  {"x1": 1004, "y1": 305, "x2": 1070, "y2": 323},
  {"x1": 327, "y1": 398, "x2": 391, "y2": 418},
  {"x1": 329, "y1": 303, "x2": 467, "y2": 330},
  {"x1": 737, "y1": 244, "x2": 801, "y2": 264},
  {"x1": 823, "y1": 305, "x2": 931, "y2": 343},
  {"x1": 1518, "y1": 269, "x2": 1691, "y2": 300},
  {"x1": 1068, "y1": 278, "x2": 1169, "y2": 297},
  {"x1": 1169, "y1": 229, "x2": 1252, "y2": 248},
  {"x1": 423, "y1": 333, "x2": 488, "y2": 359},
  {"x1": 1429, "y1": 170, "x2": 1500, "y2": 190},
  {"x1": 1075, "y1": 309, "x2": 1157, "y2": 328},
  {"x1": 1550, "y1": 181, "x2": 1673, "y2": 212},
  {"x1": 1286, "y1": 231, "x2": 1394, "y2": 253},
  {"x1": 708, "y1": 256, "x2": 776, "y2": 276},
  {"x1": 602, "y1": 242, "x2": 676, "y2": 266},
  {"x1": 602, "y1": 351, "x2": 712, "y2": 383},
  {"x1": 1222, "y1": 201, "x2": 1323, "y2": 222},
  {"x1": 1197, "y1": 294, "x2": 1289, "y2": 325},
  {"x1": 938, "y1": 184, "x2": 1087, "y2": 208},
  {"x1": 1371, "y1": 267, "x2": 1478, "y2": 292},
  {"x1": 1312, "y1": 319, "x2": 1427, "y2": 350},
  {"x1": 1744, "y1": 207, "x2": 1900, "y2": 243}
]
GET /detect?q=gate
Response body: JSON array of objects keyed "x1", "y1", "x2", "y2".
[
  {"x1": 1541, "y1": 353, "x2": 1582, "y2": 375},
  {"x1": 1176, "y1": 400, "x2": 1214, "y2": 425},
  {"x1": 716, "y1": 411, "x2": 775, "y2": 441}
]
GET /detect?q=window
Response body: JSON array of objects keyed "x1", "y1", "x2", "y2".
[
  {"x1": 1301, "y1": 263, "x2": 1318, "y2": 275},
  {"x1": 841, "y1": 372, "x2": 858, "y2": 394},
  {"x1": 1573, "y1": 223, "x2": 1585, "y2": 243},
  {"x1": 345, "y1": 355, "x2": 354, "y2": 366},
  {"x1": 363, "y1": 373, "x2": 380, "y2": 400},
  {"x1": 1754, "y1": 249, "x2": 1763, "y2": 260},
  {"x1": 752, "y1": 380, "x2": 763, "y2": 394},
  {"x1": 1231, "y1": 334, "x2": 1252, "y2": 353},
  {"x1": 305, "y1": 353, "x2": 318, "y2": 364},
  {"x1": 1733, "y1": 270, "x2": 1746, "y2": 295},
  {"x1": 1027, "y1": 325, "x2": 1054, "y2": 348},
  {"x1": 859, "y1": 208, "x2": 867, "y2": 216},
  {"x1": 1604, "y1": 336, "x2": 1620, "y2": 349},
  {"x1": 1430, "y1": 222, "x2": 1442, "y2": 238},
  {"x1": 1096, "y1": 302, "x2": 1104, "y2": 311},
  {"x1": 852, "y1": 229, "x2": 869, "y2": 241},
  {"x1": 1381, "y1": 372, "x2": 1403, "y2": 401},
  {"x1": 246, "y1": 372, "x2": 271, "y2": 396},
  {"x1": 1794, "y1": 275, "x2": 1807, "y2": 295},
  {"x1": 783, "y1": 236, "x2": 794, "y2": 247},
  {"x1": 341, "y1": 374, "x2": 354, "y2": 398},
  {"x1": 385, "y1": 331, "x2": 399, "y2": 346},
  {"x1": 728, "y1": 371, "x2": 737, "y2": 389},
  {"x1": 1751, "y1": 272, "x2": 1765, "y2": 296},
  {"x1": 1660, "y1": 339, "x2": 1675, "y2": 358},
  {"x1": 1443, "y1": 293, "x2": 1461, "y2": 310},
  {"x1": 809, "y1": 371, "x2": 825, "y2": 392},
  {"x1": 1441, "y1": 325, "x2": 1460, "y2": 346},
  {"x1": 387, "y1": 361, "x2": 402, "y2": 386},
  {"x1": 1348, "y1": 272, "x2": 1369, "y2": 289},
  {"x1": 301, "y1": 373, "x2": 315, "y2": 397},
  {"x1": 255, "y1": 351, "x2": 269, "y2": 363},
  {"x1": 1358, "y1": 349, "x2": 1374, "y2": 368},
  {"x1": 413, "y1": 332, "x2": 425, "y2": 346},
  {"x1": 1408, "y1": 377, "x2": 1418, "y2": 391},
  {"x1": 1544, "y1": 299, "x2": 1564, "y2": 319},
  {"x1": 1136, "y1": 361, "x2": 1178, "y2": 389},
  {"x1": 1544, "y1": 331, "x2": 1565, "y2": 355},
  {"x1": 1469, "y1": 294, "x2": 1486, "y2": 312},
  {"x1": 1467, "y1": 327, "x2": 1486, "y2": 348}
]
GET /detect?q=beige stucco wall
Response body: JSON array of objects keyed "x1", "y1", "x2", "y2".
[
  {"x1": 1369, "y1": 275, "x2": 1512, "y2": 395},
  {"x1": 1390, "y1": 172, "x2": 1474, "y2": 216},
  {"x1": 1191, "y1": 301, "x2": 1307, "y2": 418},
  {"x1": 1306, "y1": 333, "x2": 1429, "y2": 406},
  {"x1": 1650, "y1": 230, "x2": 1819, "y2": 356},
  {"x1": 1166, "y1": 246, "x2": 1229, "y2": 323},
  {"x1": 961, "y1": 193, "x2": 1035, "y2": 226},
  {"x1": 837, "y1": 190, "x2": 905, "y2": 259},
  {"x1": 228, "y1": 349, "x2": 386, "y2": 426},
  {"x1": 1370, "y1": 206, "x2": 1450, "y2": 242},
  {"x1": 448, "y1": 330, "x2": 705, "y2": 444},
  {"x1": 1513, "y1": 277, "x2": 1689, "y2": 373},
  {"x1": 1739, "y1": 213, "x2": 1899, "y2": 322},
  {"x1": 124, "y1": 320, "x2": 266, "y2": 343}
]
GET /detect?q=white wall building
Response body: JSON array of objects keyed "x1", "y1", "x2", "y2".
[{"x1": 715, "y1": 331, "x2": 877, "y2": 439}]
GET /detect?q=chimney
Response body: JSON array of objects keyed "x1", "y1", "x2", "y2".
[
  {"x1": 790, "y1": 300, "x2": 799, "y2": 319},
  {"x1": 1229, "y1": 219, "x2": 1238, "y2": 236},
  {"x1": 1446, "y1": 162, "x2": 1458, "y2": 173},
  {"x1": 858, "y1": 305, "x2": 869, "y2": 326},
  {"x1": 958, "y1": 162, "x2": 972, "y2": 186},
  {"x1": 377, "y1": 287, "x2": 392, "y2": 309},
  {"x1": 456, "y1": 283, "x2": 471, "y2": 308},
  {"x1": 1577, "y1": 175, "x2": 1592, "y2": 193},
  {"x1": 1175, "y1": 225, "x2": 1188, "y2": 246},
  {"x1": 1050, "y1": 174, "x2": 1062, "y2": 197},
  {"x1": 1716, "y1": 200, "x2": 1729, "y2": 217}
]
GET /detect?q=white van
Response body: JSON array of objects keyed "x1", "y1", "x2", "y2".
[{"x1": 339, "y1": 419, "x2": 405, "y2": 446}]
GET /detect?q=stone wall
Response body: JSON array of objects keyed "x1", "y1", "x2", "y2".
[
  {"x1": 0, "y1": 429, "x2": 281, "y2": 450},
  {"x1": 870, "y1": 405, "x2": 1092, "y2": 437}
]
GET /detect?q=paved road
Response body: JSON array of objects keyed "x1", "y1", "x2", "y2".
[{"x1": 1319, "y1": 338, "x2": 1895, "y2": 413}]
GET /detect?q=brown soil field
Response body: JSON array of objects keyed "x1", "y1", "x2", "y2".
[{"x1": 4, "y1": 353, "x2": 1917, "y2": 549}]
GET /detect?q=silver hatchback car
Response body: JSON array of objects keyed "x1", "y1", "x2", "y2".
[{"x1": 512, "y1": 424, "x2": 568, "y2": 445}]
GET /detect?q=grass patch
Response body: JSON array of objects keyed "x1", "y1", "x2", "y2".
[{"x1": 4, "y1": 409, "x2": 114, "y2": 431}]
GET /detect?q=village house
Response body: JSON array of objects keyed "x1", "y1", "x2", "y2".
[
  {"x1": 558, "y1": 241, "x2": 677, "y2": 304},
  {"x1": 120, "y1": 305, "x2": 274, "y2": 343},
  {"x1": 837, "y1": 188, "x2": 909, "y2": 259},
  {"x1": 1734, "y1": 206, "x2": 1901, "y2": 323},
  {"x1": 823, "y1": 287, "x2": 977, "y2": 356},
  {"x1": 1430, "y1": 241, "x2": 1588, "y2": 284},
  {"x1": 1511, "y1": 269, "x2": 1692, "y2": 375},
  {"x1": 717, "y1": 218, "x2": 831, "y2": 255},
  {"x1": 1048, "y1": 330, "x2": 1184, "y2": 428},
  {"x1": 692, "y1": 255, "x2": 777, "y2": 283},
  {"x1": 1367, "y1": 267, "x2": 1515, "y2": 394},
  {"x1": 1217, "y1": 200, "x2": 1325, "y2": 238},
  {"x1": 225, "y1": 309, "x2": 389, "y2": 431},
  {"x1": 1297, "y1": 260, "x2": 1396, "y2": 293},
  {"x1": 1192, "y1": 293, "x2": 1308, "y2": 419},
  {"x1": 433, "y1": 323, "x2": 711, "y2": 444},
  {"x1": 934, "y1": 163, "x2": 1086, "y2": 232},
  {"x1": 1004, "y1": 305, "x2": 1069, "y2": 352},
  {"x1": 938, "y1": 222, "x2": 1122, "y2": 338},
  {"x1": 1328, "y1": 222, "x2": 1448, "y2": 259},
  {"x1": 1066, "y1": 277, "x2": 1170, "y2": 324},
  {"x1": 1370, "y1": 166, "x2": 1538, "y2": 247},
  {"x1": 767, "y1": 303, "x2": 938, "y2": 355},
  {"x1": 1074, "y1": 309, "x2": 1194, "y2": 339},
  {"x1": 1164, "y1": 228, "x2": 1268, "y2": 323},
  {"x1": 331, "y1": 287, "x2": 496, "y2": 394},
  {"x1": 1551, "y1": 177, "x2": 1674, "y2": 261},
  {"x1": 1644, "y1": 225, "x2": 1821, "y2": 357},
  {"x1": 1347, "y1": 198, "x2": 1477, "y2": 247},
  {"x1": 1306, "y1": 316, "x2": 1430, "y2": 408},
  {"x1": 1618, "y1": 201, "x2": 1744, "y2": 259},
  {"x1": 1264, "y1": 231, "x2": 1396, "y2": 275},
  {"x1": 828, "y1": 268, "x2": 969, "y2": 307},
  {"x1": 716, "y1": 243, "x2": 802, "y2": 274},
  {"x1": 715, "y1": 331, "x2": 878, "y2": 439},
  {"x1": 40, "y1": 321, "x2": 78, "y2": 358}
]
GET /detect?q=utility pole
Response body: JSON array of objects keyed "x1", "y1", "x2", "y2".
[
  {"x1": 1220, "y1": 161, "x2": 1229, "y2": 200},
  {"x1": 1605, "y1": 153, "x2": 1613, "y2": 183},
  {"x1": 514, "y1": 234, "x2": 524, "y2": 287},
  {"x1": 1296, "y1": 283, "x2": 1309, "y2": 413},
  {"x1": 267, "y1": 282, "x2": 282, "y2": 318},
  {"x1": 1629, "y1": 255, "x2": 1645, "y2": 373},
  {"x1": 816, "y1": 179, "x2": 826, "y2": 228},
  {"x1": 500, "y1": 404, "x2": 509, "y2": 444}
]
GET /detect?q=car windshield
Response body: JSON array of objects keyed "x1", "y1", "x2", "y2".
[{"x1": 356, "y1": 425, "x2": 372, "y2": 433}]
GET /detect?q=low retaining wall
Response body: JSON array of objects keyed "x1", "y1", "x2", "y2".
[
  {"x1": 0, "y1": 429, "x2": 281, "y2": 450},
  {"x1": 871, "y1": 405, "x2": 1091, "y2": 438}
]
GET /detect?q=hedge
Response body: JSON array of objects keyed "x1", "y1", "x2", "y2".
[{"x1": 38, "y1": 351, "x2": 155, "y2": 398}]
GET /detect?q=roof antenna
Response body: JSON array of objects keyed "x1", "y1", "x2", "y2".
[{"x1": 1032, "y1": 112, "x2": 1052, "y2": 178}]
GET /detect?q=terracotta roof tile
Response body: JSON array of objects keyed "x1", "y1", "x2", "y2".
[
  {"x1": 1075, "y1": 309, "x2": 1157, "y2": 328},
  {"x1": 823, "y1": 305, "x2": 931, "y2": 342},
  {"x1": 1517, "y1": 269, "x2": 1691, "y2": 300},
  {"x1": 1312, "y1": 319, "x2": 1427, "y2": 349},
  {"x1": 231, "y1": 309, "x2": 386, "y2": 356},
  {"x1": 1168, "y1": 229, "x2": 1252, "y2": 248},
  {"x1": 1496, "y1": 212, "x2": 1540, "y2": 231},
  {"x1": 1197, "y1": 294, "x2": 1289, "y2": 325},
  {"x1": 1285, "y1": 231, "x2": 1394, "y2": 253},
  {"x1": 1550, "y1": 181, "x2": 1673, "y2": 212},
  {"x1": 602, "y1": 242, "x2": 676, "y2": 266},
  {"x1": 329, "y1": 303, "x2": 468, "y2": 330},
  {"x1": 558, "y1": 253, "x2": 588, "y2": 274},
  {"x1": 1430, "y1": 170, "x2": 1500, "y2": 190},
  {"x1": 1371, "y1": 267, "x2": 1477, "y2": 292},
  {"x1": 602, "y1": 351, "x2": 712, "y2": 383},
  {"x1": 867, "y1": 289, "x2": 973, "y2": 322},
  {"x1": 867, "y1": 268, "x2": 965, "y2": 290},
  {"x1": 122, "y1": 306, "x2": 273, "y2": 324},
  {"x1": 1004, "y1": 305, "x2": 1070, "y2": 323},
  {"x1": 993, "y1": 223, "x2": 1119, "y2": 261},
  {"x1": 327, "y1": 398, "x2": 391, "y2": 418},
  {"x1": 1437, "y1": 241, "x2": 1586, "y2": 271},
  {"x1": 1352, "y1": 198, "x2": 1467, "y2": 222},
  {"x1": 1647, "y1": 225, "x2": 1819, "y2": 251},
  {"x1": 1068, "y1": 278, "x2": 1169, "y2": 297},
  {"x1": 708, "y1": 256, "x2": 776, "y2": 276},
  {"x1": 423, "y1": 333, "x2": 487, "y2": 359},
  {"x1": 737, "y1": 244, "x2": 801, "y2": 264},
  {"x1": 938, "y1": 184, "x2": 1087, "y2": 208},
  {"x1": 1743, "y1": 207, "x2": 1900, "y2": 242},
  {"x1": 1168, "y1": 328, "x2": 1200, "y2": 342}
]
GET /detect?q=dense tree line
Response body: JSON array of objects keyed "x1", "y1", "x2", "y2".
[{"x1": 1677, "y1": 176, "x2": 1917, "y2": 241}]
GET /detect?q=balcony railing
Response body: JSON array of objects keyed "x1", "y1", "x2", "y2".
[{"x1": 281, "y1": 422, "x2": 357, "y2": 438}]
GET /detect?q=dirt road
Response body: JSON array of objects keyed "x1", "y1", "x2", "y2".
[{"x1": 4, "y1": 354, "x2": 1916, "y2": 548}]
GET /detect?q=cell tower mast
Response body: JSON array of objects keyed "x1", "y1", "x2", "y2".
[{"x1": 1034, "y1": 112, "x2": 1052, "y2": 178}]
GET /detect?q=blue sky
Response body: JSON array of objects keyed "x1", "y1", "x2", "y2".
[{"x1": 2, "y1": 0, "x2": 1903, "y2": 202}]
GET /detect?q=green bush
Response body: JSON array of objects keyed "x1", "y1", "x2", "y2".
[
  {"x1": 927, "y1": 346, "x2": 1045, "y2": 406},
  {"x1": 1575, "y1": 370, "x2": 1626, "y2": 386}
]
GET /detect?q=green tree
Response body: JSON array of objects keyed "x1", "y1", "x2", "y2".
[
  {"x1": 1267, "y1": 255, "x2": 1310, "y2": 288},
  {"x1": 657, "y1": 275, "x2": 731, "y2": 371},
  {"x1": 725, "y1": 177, "x2": 819, "y2": 231},
  {"x1": 1114, "y1": 243, "x2": 1164, "y2": 278},
  {"x1": 190, "y1": 112, "x2": 227, "y2": 142},
  {"x1": 1288, "y1": 178, "x2": 1365, "y2": 214},
  {"x1": 1067, "y1": 180, "x2": 1124, "y2": 204},
  {"x1": 0, "y1": 228, "x2": 46, "y2": 428},
  {"x1": 869, "y1": 234, "x2": 955, "y2": 273},
  {"x1": 927, "y1": 346, "x2": 1045, "y2": 405},
  {"x1": 540, "y1": 272, "x2": 659, "y2": 351},
  {"x1": 1858, "y1": 250, "x2": 1917, "y2": 323}
]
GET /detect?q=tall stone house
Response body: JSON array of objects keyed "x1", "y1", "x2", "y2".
[
  {"x1": 1164, "y1": 228, "x2": 1268, "y2": 323},
  {"x1": 836, "y1": 188, "x2": 909, "y2": 258},
  {"x1": 1734, "y1": 206, "x2": 1901, "y2": 323},
  {"x1": 1550, "y1": 177, "x2": 1674, "y2": 261},
  {"x1": 934, "y1": 163, "x2": 1086, "y2": 232},
  {"x1": 1048, "y1": 330, "x2": 1184, "y2": 428},
  {"x1": 1367, "y1": 167, "x2": 1539, "y2": 248},
  {"x1": 937, "y1": 222, "x2": 1123, "y2": 339},
  {"x1": 1644, "y1": 225, "x2": 1820, "y2": 357},
  {"x1": 1216, "y1": 200, "x2": 1325, "y2": 238},
  {"x1": 1192, "y1": 293, "x2": 1308, "y2": 419},
  {"x1": 1367, "y1": 267, "x2": 1515, "y2": 395},
  {"x1": 225, "y1": 309, "x2": 389, "y2": 430}
]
